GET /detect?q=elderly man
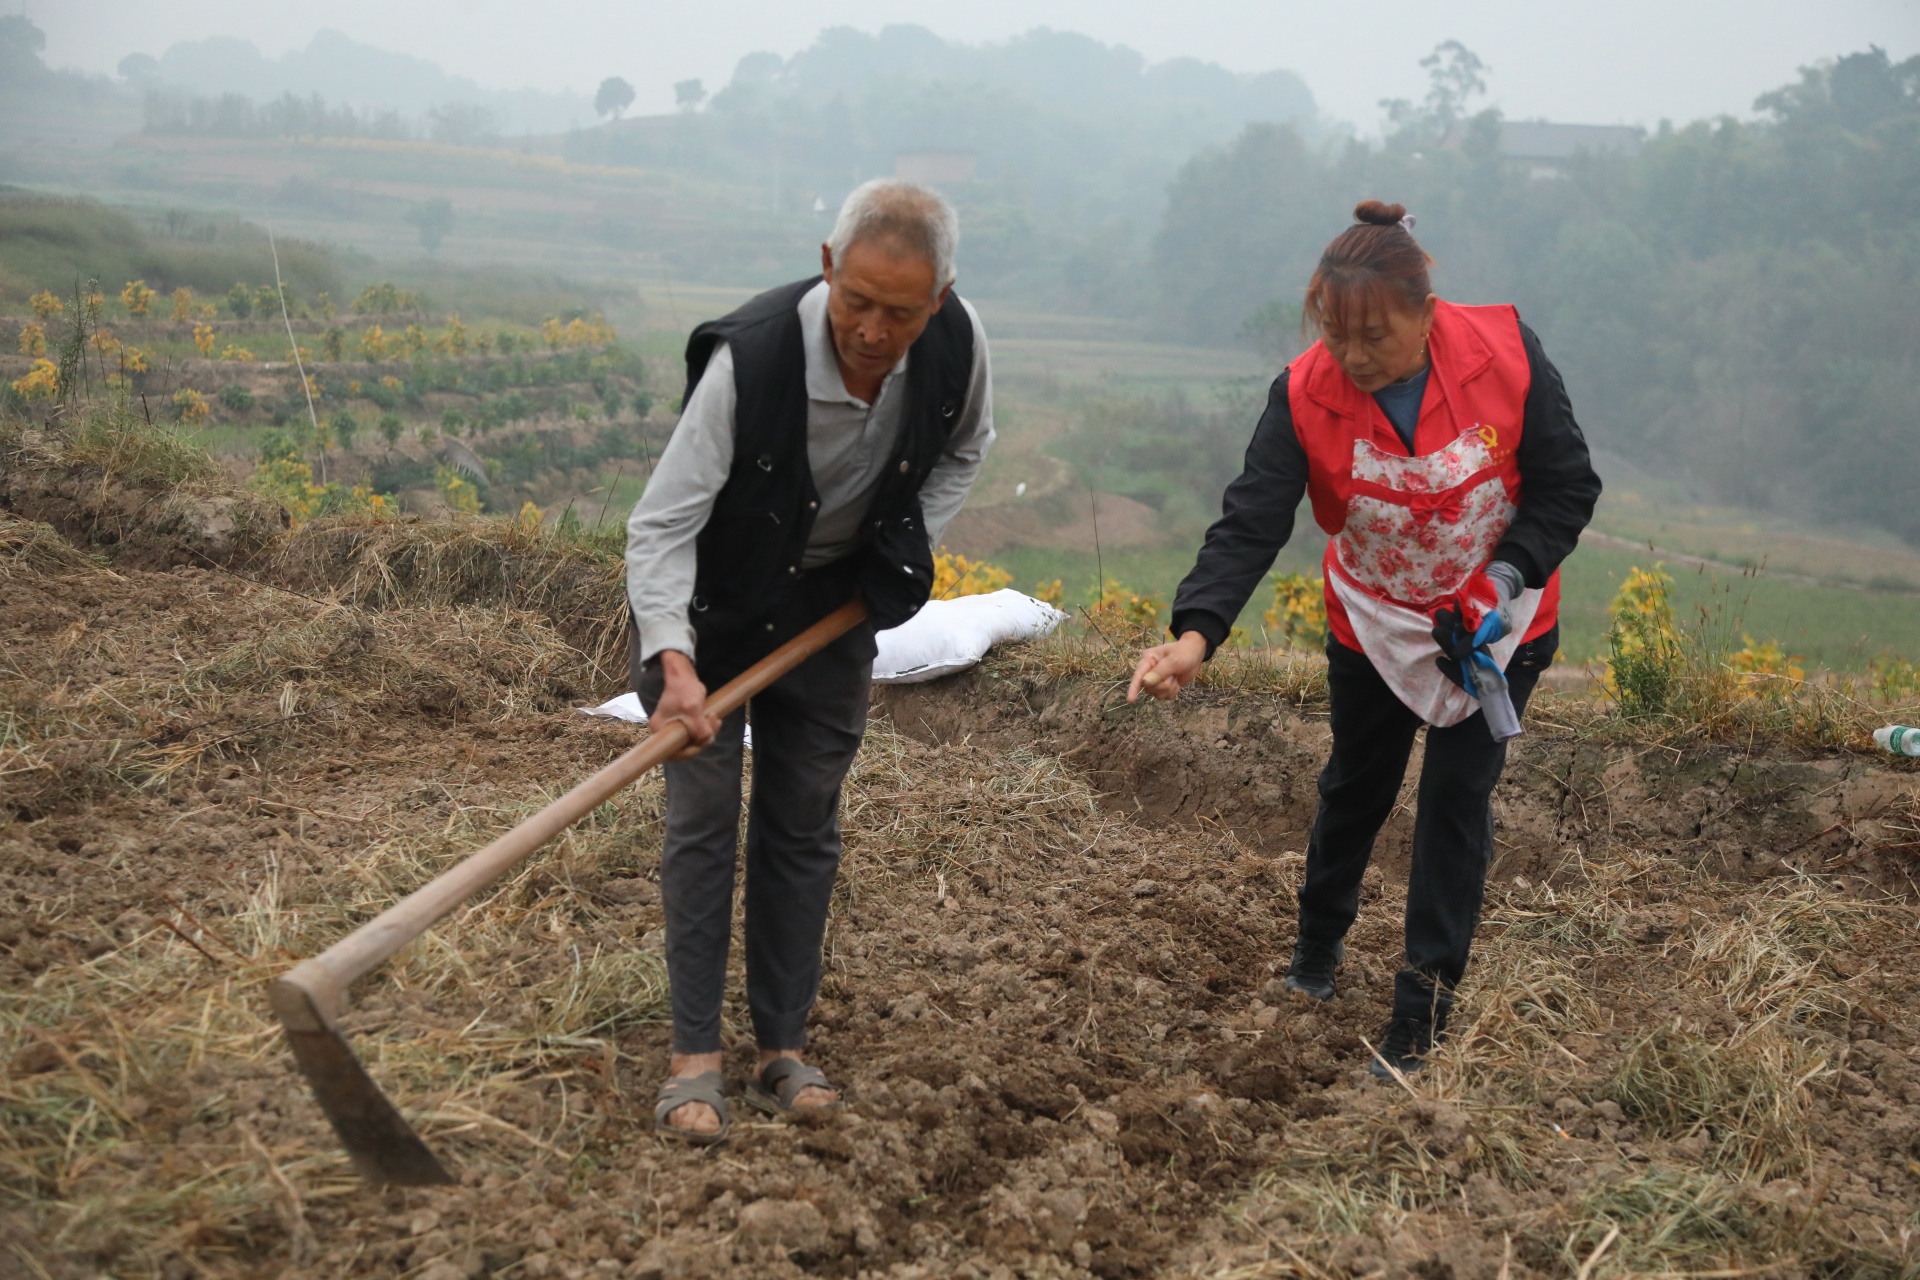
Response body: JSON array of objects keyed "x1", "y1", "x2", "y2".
[{"x1": 626, "y1": 179, "x2": 993, "y2": 1142}]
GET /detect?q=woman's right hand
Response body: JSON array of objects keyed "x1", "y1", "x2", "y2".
[
  {"x1": 653, "y1": 650, "x2": 722, "y2": 758},
  {"x1": 1128, "y1": 631, "x2": 1209, "y2": 703}
]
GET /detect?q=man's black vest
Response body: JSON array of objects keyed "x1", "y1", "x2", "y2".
[{"x1": 680, "y1": 275, "x2": 975, "y2": 645}]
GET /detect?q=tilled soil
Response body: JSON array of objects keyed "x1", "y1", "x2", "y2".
[{"x1": 5, "y1": 504, "x2": 1920, "y2": 1279}]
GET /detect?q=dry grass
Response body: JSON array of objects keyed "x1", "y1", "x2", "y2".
[
  {"x1": 1205, "y1": 855, "x2": 1917, "y2": 1280},
  {"x1": 841, "y1": 727, "x2": 1105, "y2": 885},
  {"x1": 0, "y1": 514, "x2": 108, "y2": 579},
  {"x1": 1601, "y1": 1023, "x2": 1822, "y2": 1181},
  {"x1": 1, "y1": 398, "x2": 220, "y2": 494},
  {"x1": 0, "y1": 588, "x2": 596, "y2": 811},
  {"x1": 989, "y1": 629, "x2": 1331, "y2": 710},
  {"x1": 55, "y1": 400, "x2": 223, "y2": 491},
  {"x1": 260, "y1": 515, "x2": 629, "y2": 684}
]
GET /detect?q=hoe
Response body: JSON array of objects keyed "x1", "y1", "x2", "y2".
[{"x1": 269, "y1": 600, "x2": 867, "y2": 1185}]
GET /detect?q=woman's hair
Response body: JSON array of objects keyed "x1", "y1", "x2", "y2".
[{"x1": 1302, "y1": 200, "x2": 1434, "y2": 337}]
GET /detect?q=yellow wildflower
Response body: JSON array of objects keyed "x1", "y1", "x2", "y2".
[
  {"x1": 11, "y1": 358, "x2": 58, "y2": 399},
  {"x1": 173, "y1": 388, "x2": 210, "y2": 423},
  {"x1": 120, "y1": 280, "x2": 155, "y2": 317},
  {"x1": 932, "y1": 551, "x2": 1013, "y2": 599},
  {"x1": 1263, "y1": 572, "x2": 1328, "y2": 648}
]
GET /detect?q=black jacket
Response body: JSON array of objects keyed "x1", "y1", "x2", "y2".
[
  {"x1": 680, "y1": 276, "x2": 976, "y2": 648},
  {"x1": 1170, "y1": 321, "x2": 1602, "y2": 654}
]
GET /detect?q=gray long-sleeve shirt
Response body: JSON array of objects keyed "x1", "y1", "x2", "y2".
[{"x1": 626, "y1": 280, "x2": 994, "y2": 663}]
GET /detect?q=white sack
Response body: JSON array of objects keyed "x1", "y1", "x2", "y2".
[
  {"x1": 872, "y1": 589, "x2": 1067, "y2": 684},
  {"x1": 579, "y1": 692, "x2": 649, "y2": 724},
  {"x1": 574, "y1": 586, "x2": 1065, "y2": 728}
]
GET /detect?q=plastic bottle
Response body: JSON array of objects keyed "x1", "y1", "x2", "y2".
[{"x1": 1873, "y1": 725, "x2": 1920, "y2": 757}]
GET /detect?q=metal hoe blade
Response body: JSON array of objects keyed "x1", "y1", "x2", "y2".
[
  {"x1": 268, "y1": 600, "x2": 867, "y2": 1185},
  {"x1": 270, "y1": 982, "x2": 454, "y2": 1186}
]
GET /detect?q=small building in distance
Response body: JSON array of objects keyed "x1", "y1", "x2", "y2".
[
  {"x1": 1443, "y1": 121, "x2": 1644, "y2": 176},
  {"x1": 894, "y1": 149, "x2": 978, "y2": 186}
]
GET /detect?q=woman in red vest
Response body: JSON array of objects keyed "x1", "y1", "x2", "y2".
[{"x1": 1129, "y1": 200, "x2": 1601, "y2": 1078}]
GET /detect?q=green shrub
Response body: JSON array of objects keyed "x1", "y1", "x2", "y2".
[{"x1": 217, "y1": 383, "x2": 254, "y2": 412}]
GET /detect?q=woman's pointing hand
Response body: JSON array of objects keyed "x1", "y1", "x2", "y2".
[{"x1": 1128, "y1": 631, "x2": 1209, "y2": 703}]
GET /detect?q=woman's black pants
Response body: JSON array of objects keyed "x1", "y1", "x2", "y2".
[{"x1": 1298, "y1": 628, "x2": 1557, "y2": 1027}]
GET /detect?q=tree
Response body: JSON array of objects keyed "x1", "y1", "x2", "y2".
[
  {"x1": 117, "y1": 52, "x2": 159, "y2": 84},
  {"x1": 674, "y1": 79, "x2": 707, "y2": 112},
  {"x1": 1421, "y1": 41, "x2": 1489, "y2": 125},
  {"x1": 406, "y1": 198, "x2": 456, "y2": 255},
  {"x1": 1380, "y1": 40, "x2": 1489, "y2": 136},
  {"x1": 330, "y1": 410, "x2": 358, "y2": 451},
  {"x1": 0, "y1": 15, "x2": 46, "y2": 80},
  {"x1": 1760, "y1": 45, "x2": 1920, "y2": 133},
  {"x1": 595, "y1": 76, "x2": 636, "y2": 120}
]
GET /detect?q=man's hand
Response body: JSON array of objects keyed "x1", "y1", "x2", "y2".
[
  {"x1": 1129, "y1": 632, "x2": 1209, "y2": 703},
  {"x1": 654, "y1": 650, "x2": 721, "y2": 758}
]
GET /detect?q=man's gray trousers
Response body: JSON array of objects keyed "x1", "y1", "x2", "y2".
[{"x1": 636, "y1": 618, "x2": 873, "y2": 1055}]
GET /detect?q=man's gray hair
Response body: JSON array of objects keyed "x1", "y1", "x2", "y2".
[{"x1": 827, "y1": 179, "x2": 959, "y2": 292}]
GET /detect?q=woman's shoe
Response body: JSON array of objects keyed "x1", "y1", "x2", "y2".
[
  {"x1": 1368, "y1": 1016, "x2": 1437, "y2": 1081},
  {"x1": 1282, "y1": 938, "x2": 1346, "y2": 1001}
]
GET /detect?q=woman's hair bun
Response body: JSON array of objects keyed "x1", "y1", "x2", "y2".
[{"x1": 1353, "y1": 200, "x2": 1408, "y2": 227}]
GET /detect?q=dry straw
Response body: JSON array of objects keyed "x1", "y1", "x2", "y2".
[{"x1": 1212, "y1": 853, "x2": 1914, "y2": 1279}]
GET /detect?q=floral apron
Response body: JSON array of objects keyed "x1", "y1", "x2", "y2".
[{"x1": 1324, "y1": 426, "x2": 1542, "y2": 727}]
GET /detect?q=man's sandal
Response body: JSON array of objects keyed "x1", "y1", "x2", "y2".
[
  {"x1": 746, "y1": 1058, "x2": 843, "y2": 1120},
  {"x1": 654, "y1": 1070, "x2": 731, "y2": 1145}
]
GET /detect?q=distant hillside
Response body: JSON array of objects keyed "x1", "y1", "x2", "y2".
[
  {"x1": 580, "y1": 25, "x2": 1314, "y2": 204},
  {"x1": 139, "y1": 29, "x2": 592, "y2": 135},
  {"x1": 566, "y1": 25, "x2": 1318, "y2": 306}
]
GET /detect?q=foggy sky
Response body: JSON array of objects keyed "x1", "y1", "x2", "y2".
[{"x1": 31, "y1": 0, "x2": 1920, "y2": 132}]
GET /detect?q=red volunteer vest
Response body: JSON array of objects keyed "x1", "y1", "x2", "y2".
[{"x1": 1288, "y1": 301, "x2": 1559, "y2": 723}]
